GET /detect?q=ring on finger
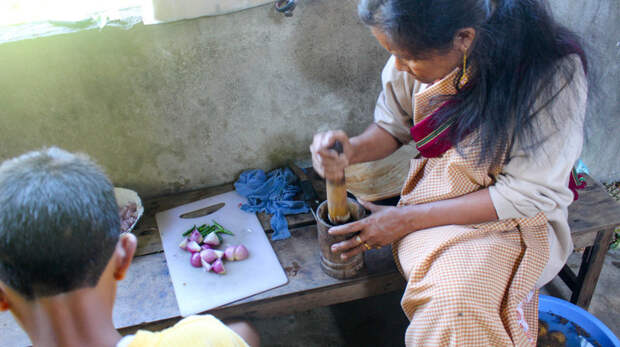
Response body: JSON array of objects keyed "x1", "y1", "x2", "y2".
[
  {"x1": 355, "y1": 235, "x2": 362, "y2": 244},
  {"x1": 363, "y1": 242, "x2": 371, "y2": 250}
]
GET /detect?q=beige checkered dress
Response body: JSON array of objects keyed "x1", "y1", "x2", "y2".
[{"x1": 392, "y1": 68, "x2": 550, "y2": 346}]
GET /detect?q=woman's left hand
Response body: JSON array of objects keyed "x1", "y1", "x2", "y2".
[{"x1": 329, "y1": 199, "x2": 415, "y2": 260}]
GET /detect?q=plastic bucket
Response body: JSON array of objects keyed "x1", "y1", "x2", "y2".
[{"x1": 538, "y1": 295, "x2": 619, "y2": 346}]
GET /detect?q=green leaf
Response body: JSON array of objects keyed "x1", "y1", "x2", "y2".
[{"x1": 610, "y1": 227, "x2": 620, "y2": 250}]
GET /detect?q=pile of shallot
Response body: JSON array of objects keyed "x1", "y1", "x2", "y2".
[
  {"x1": 179, "y1": 221, "x2": 249, "y2": 275},
  {"x1": 119, "y1": 202, "x2": 139, "y2": 233}
]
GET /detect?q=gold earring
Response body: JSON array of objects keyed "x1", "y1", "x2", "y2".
[{"x1": 460, "y1": 52, "x2": 469, "y2": 85}]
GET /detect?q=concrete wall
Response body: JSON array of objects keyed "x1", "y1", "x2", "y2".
[
  {"x1": 550, "y1": 0, "x2": 620, "y2": 183},
  {"x1": 0, "y1": 0, "x2": 618, "y2": 200},
  {"x1": 0, "y1": 0, "x2": 387, "y2": 197}
]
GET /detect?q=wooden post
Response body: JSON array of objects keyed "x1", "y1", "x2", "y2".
[{"x1": 570, "y1": 227, "x2": 615, "y2": 309}]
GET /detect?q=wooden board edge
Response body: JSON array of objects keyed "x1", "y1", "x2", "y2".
[{"x1": 117, "y1": 271, "x2": 405, "y2": 334}]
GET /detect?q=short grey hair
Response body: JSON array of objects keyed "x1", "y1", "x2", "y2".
[{"x1": 0, "y1": 148, "x2": 120, "y2": 299}]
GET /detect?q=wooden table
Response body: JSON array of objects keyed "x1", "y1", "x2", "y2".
[
  {"x1": 2, "y1": 174, "x2": 618, "y2": 346},
  {"x1": 0, "y1": 180, "x2": 405, "y2": 346}
]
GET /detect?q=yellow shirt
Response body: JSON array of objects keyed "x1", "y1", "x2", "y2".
[{"x1": 126, "y1": 315, "x2": 249, "y2": 347}]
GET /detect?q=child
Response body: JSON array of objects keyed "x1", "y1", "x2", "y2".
[{"x1": 0, "y1": 147, "x2": 259, "y2": 347}]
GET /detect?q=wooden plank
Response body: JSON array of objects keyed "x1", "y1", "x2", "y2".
[
  {"x1": 570, "y1": 227, "x2": 616, "y2": 309},
  {"x1": 3, "y1": 172, "x2": 619, "y2": 346},
  {"x1": 133, "y1": 171, "x2": 327, "y2": 257},
  {"x1": 558, "y1": 265, "x2": 578, "y2": 290},
  {"x1": 0, "y1": 223, "x2": 402, "y2": 347},
  {"x1": 126, "y1": 224, "x2": 399, "y2": 325},
  {"x1": 135, "y1": 174, "x2": 620, "y2": 257},
  {"x1": 127, "y1": 173, "x2": 620, "y2": 323},
  {"x1": 571, "y1": 232, "x2": 599, "y2": 251},
  {"x1": 256, "y1": 212, "x2": 317, "y2": 234},
  {"x1": 209, "y1": 272, "x2": 405, "y2": 320},
  {"x1": 125, "y1": 224, "x2": 399, "y2": 329},
  {"x1": 120, "y1": 269, "x2": 405, "y2": 337},
  {"x1": 567, "y1": 175, "x2": 620, "y2": 245},
  {"x1": 133, "y1": 183, "x2": 234, "y2": 256},
  {"x1": 134, "y1": 224, "x2": 165, "y2": 257}
]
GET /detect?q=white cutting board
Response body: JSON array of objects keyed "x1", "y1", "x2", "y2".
[{"x1": 155, "y1": 191, "x2": 288, "y2": 317}]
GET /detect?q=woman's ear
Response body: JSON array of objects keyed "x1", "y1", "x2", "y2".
[
  {"x1": 113, "y1": 233, "x2": 137, "y2": 281},
  {"x1": 454, "y1": 27, "x2": 477, "y2": 53}
]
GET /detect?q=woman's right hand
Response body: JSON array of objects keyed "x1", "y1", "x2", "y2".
[{"x1": 309, "y1": 130, "x2": 355, "y2": 182}]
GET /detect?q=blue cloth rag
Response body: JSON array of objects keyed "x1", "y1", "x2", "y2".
[{"x1": 234, "y1": 168, "x2": 310, "y2": 240}]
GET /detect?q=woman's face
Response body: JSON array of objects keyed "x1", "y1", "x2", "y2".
[{"x1": 371, "y1": 28, "x2": 464, "y2": 84}]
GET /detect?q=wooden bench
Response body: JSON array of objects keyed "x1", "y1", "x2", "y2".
[
  {"x1": 286, "y1": 172, "x2": 620, "y2": 310},
  {"x1": 1, "y1": 174, "x2": 618, "y2": 346},
  {"x1": 117, "y1": 172, "x2": 620, "y2": 314},
  {"x1": 0, "y1": 177, "x2": 405, "y2": 346},
  {"x1": 559, "y1": 175, "x2": 620, "y2": 309}
]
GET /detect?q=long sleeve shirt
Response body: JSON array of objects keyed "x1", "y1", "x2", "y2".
[{"x1": 374, "y1": 55, "x2": 587, "y2": 286}]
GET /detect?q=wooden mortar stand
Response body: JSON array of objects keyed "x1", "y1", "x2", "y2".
[
  {"x1": 313, "y1": 141, "x2": 365, "y2": 279},
  {"x1": 315, "y1": 199, "x2": 366, "y2": 279}
]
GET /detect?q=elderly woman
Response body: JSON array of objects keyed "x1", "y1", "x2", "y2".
[{"x1": 310, "y1": 0, "x2": 587, "y2": 345}]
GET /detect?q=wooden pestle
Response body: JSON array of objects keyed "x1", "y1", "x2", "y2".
[{"x1": 326, "y1": 141, "x2": 351, "y2": 225}]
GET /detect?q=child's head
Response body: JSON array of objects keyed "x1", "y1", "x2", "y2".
[{"x1": 0, "y1": 148, "x2": 133, "y2": 309}]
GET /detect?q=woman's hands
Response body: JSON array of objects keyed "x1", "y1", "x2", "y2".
[
  {"x1": 309, "y1": 124, "x2": 403, "y2": 182},
  {"x1": 329, "y1": 199, "x2": 416, "y2": 260},
  {"x1": 310, "y1": 130, "x2": 355, "y2": 182},
  {"x1": 309, "y1": 125, "x2": 416, "y2": 260},
  {"x1": 329, "y1": 189, "x2": 499, "y2": 260}
]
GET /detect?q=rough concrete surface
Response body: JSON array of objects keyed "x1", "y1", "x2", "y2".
[
  {"x1": 550, "y1": 0, "x2": 620, "y2": 183},
  {"x1": 1, "y1": 0, "x2": 619, "y2": 200},
  {"x1": 0, "y1": 0, "x2": 387, "y2": 198}
]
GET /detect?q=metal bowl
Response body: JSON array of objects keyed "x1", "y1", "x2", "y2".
[{"x1": 114, "y1": 187, "x2": 144, "y2": 233}]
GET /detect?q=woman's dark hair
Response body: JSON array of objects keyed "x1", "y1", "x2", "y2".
[{"x1": 359, "y1": 0, "x2": 587, "y2": 166}]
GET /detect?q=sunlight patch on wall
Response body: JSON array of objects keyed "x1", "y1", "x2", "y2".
[
  {"x1": 142, "y1": 0, "x2": 273, "y2": 24},
  {"x1": 0, "y1": 0, "x2": 141, "y2": 26}
]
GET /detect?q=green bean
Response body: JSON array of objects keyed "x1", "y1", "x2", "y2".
[
  {"x1": 182, "y1": 225, "x2": 197, "y2": 237},
  {"x1": 213, "y1": 220, "x2": 234, "y2": 235}
]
